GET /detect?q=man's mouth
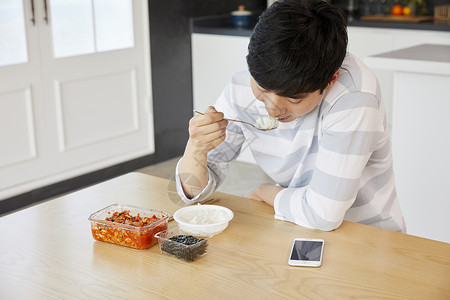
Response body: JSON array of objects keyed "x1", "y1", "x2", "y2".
[{"x1": 276, "y1": 115, "x2": 291, "y2": 122}]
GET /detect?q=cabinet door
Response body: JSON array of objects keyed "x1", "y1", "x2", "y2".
[
  {"x1": 347, "y1": 27, "x2": 395, "y2": 58},
  {"x1": 192, "y1": 33, "x2": 255, "y2": 164},
  {"x1": 394, "y1": 29, "x2": 450, "y2": 49},
  {"x1": 392, "y1": 71, "x2": 450, "y2": 243},
  {"x1": 192, "y1": 33, "x2": 250, "y2": 110}
]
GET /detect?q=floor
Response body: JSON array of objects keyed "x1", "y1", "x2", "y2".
[{"x1": 137, "y1": 156, "x2": 274, "y2": 197}]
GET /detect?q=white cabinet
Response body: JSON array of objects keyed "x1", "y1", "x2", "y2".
[
  {"x1": 365, "y1": 44, "x2": 450, "y2": 243},
  {"x1": 347, "y1": 27, "x2": 450, "y2": 134},
  {"x1": 0, "y1": 0, "x2": 154, "y2": 200},
  {"x1": 192, "y1": 33, "x2": 255, "y2": 164},
  {"x1": 393, "y1": 71, "x2": 450, "y2": 243},
  {"x1": 347, "y1": 28, "x2": 450, "y2": 243},
  {"x1": 192, "y1": 34, "x2": 250, "y2": 111},
  {"x1": 394, "y1": 30, "x2": 450, "y2": 49}
]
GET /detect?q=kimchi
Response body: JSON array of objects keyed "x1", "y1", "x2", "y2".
[{"x1": 90, "y1": 209, "x2": 168, "y2": 249}]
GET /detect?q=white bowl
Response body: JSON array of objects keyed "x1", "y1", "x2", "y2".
[{"x1": 173, "y1": 205, "x2": 234, "y2": 238}]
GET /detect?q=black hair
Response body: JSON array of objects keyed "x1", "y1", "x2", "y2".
[{"x1": 247, "y1": 0, "x2": 348, "y2": 96}]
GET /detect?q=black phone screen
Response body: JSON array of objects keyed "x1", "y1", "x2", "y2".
[{"x1": 290, "y1": 240, "x2": 323, "y2": 261}]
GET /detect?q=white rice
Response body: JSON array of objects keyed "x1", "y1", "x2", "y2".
[
  {"x1": 179, "y1": 209, "x2": 229, "y2": 225},
  {"x1": 255, "y1": 116, "x2": 279, "y2": 130}
]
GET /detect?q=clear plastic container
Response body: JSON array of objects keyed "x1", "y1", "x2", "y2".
[
  {"x1": 88, "y1": 204, "x2": 169, "y2": 250},
  {"x1": 155, "y1": 225, "x2": 208, "y2": 261}
]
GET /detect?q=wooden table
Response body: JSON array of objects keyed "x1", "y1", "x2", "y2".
[{"x1": 1, "y1": 173, "x2": 449, "y2": 299}]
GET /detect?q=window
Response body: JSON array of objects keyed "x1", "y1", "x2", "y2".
[
  {"x1": 0, "y1": 0, "x2": 28, "y2": 67},
  {"x1": 50, "y1": 0, "x2": 134, "y2": 58}
]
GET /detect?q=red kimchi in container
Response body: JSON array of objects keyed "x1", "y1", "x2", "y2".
[{"x1": 88, "y1": 204, "x2": 169, "y2": 250}]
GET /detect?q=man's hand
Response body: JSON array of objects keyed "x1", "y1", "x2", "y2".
[
  {"x1": 245, "y1": 183, "x2": 284, "y2": 207},
  {"x1": 188, "y1": 106, "x2": 228, "y2": 153}
]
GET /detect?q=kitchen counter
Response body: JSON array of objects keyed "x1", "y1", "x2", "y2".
[
  {"x1": 191, "y1": 13, "x2": 450, "y2": 37},
  {"x1": 190, "y1": 14, "x2": 256, "y2": 37},
  {"x1": 364, "y1": 43, "x2": 450, "y2": 74}
]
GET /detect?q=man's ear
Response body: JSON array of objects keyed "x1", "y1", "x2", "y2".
[{"x1": 327, "y1": 70, "x2": 340, "y2": 88}]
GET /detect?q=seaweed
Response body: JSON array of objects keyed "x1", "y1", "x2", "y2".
[{"x1": 161, "y1": 235, "x2": 207, "y2": 261}]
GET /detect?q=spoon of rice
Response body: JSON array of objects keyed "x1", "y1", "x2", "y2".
[{"x1": 193, "y1": 110, "x2": 278, "y2": 131}]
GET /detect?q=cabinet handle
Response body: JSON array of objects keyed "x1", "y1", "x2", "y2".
[
  {"x1": 30, "y1": 0, "x2": 36, "y2": 25},
  {"x1": 43, "y1": 0, "x2": 49, "y2": 24}
]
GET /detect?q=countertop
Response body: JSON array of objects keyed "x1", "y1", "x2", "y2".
[
  {"x1": 364, "y1": 44, "x2": 450, "y2": 75},
  {"x1": 191, "y1": 13, "x2": 450, "y2": 37}
]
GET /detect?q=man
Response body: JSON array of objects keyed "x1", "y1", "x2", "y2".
[{"x1": 176, "y1": 0, "x2": 406, "y2": 232}]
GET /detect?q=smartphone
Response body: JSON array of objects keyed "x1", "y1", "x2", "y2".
[{"x1": 288, "y1": 238, "x2": 324, "y2": 267}]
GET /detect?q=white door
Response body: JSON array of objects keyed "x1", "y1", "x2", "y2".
[
  {"x1": 0, "y1": 0, "x2": 153, "y2": 199},
  {"x1": 0, "y1": 0, "x2": 48, "y2": 190},
  {"x1": 41, "y1": 0, "x2": 153, "y2": 174}
]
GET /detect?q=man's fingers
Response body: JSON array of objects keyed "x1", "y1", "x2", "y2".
[
  {"x1": 189, "y1": 131, "x2": 226, "y2": 152},
  {"x1": 189, "y1": 118, "x2": 228, "y2": 136}
]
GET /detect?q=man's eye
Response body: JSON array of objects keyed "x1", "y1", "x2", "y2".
[{"x1": 288, "y1": 99, "x2": 303, "y2": 104}]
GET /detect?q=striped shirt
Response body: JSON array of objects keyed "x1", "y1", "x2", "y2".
[{"x1": 176, "y1": 53, "x2": 406, "y2": 233}]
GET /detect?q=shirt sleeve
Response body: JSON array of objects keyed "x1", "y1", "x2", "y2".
[
  {"x1": 274, "y1": 92, "x2": 385, "y2": 231},
  {"x1": 175, "y1": 158, "x2": 217, "y2": 204}
]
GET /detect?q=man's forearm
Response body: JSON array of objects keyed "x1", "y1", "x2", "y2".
[
  {"x1": 246, "y1": 183, "x2": 284, "y2": 207},
  {"x1": 178, "y1": 139, "x2": 210, "y2": 198}
]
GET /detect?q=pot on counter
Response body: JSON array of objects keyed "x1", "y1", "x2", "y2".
[{"x1": 231, "y1": 5, "x2": 252, "y2": 27}]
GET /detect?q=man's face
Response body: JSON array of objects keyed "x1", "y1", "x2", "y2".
[{"x1": 250, "y1": 77, "x2": 324, "y2": 123}]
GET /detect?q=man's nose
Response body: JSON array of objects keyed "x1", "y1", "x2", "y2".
[{"x1": 264, "y1": 94, "x2": 286, "y2": 117}]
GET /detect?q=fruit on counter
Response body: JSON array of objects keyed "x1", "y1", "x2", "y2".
[
  {"x1": 391, "y1": 4, "x2": 403, "y2": 16},
  {"x1": 402, "y1": 6, "x2": 412, "y2": 16}
]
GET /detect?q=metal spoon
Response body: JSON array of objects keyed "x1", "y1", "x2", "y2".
[{"x1": 193, "y1": 110, "x2": 278, "y2": 131}]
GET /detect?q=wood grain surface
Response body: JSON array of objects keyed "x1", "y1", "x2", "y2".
[{"x1": 0, "y1": 173, "x2": 449, "y2": 299}]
